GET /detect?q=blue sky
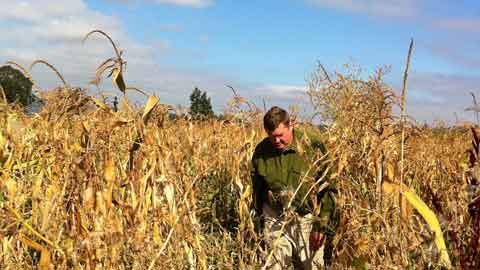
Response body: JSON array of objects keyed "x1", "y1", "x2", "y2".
[{"x1": 1, "y1": 0, "x2": 480, "y2": 124}]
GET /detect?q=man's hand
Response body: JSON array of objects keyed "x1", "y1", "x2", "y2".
[{"x1": 309, "y1": 230, "x2": 325, "y2": 252}]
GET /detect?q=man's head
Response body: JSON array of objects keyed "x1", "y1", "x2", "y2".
[{"x1": 264, "y1": 106, "x2": 294, "y2": 151}]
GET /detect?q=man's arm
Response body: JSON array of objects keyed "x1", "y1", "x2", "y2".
[
  {"x1": 312, "y1": 187, "x2": 337, "y2": 234},
  {"x1": 310, "y1": 135, "x2": 337, "y2": 234},
  {"x1": 251, "y1": 158, "x2": 268, "y2": 231},
  {"x1": 310, "y1": 186, "x2": 338, "y2": 252},
  {"x1": 302, "y1": 128, "x2": 339, "y2": 252}
]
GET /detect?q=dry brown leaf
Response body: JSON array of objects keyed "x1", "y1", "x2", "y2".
[
  {"x1": 111, "y1": 119, "x2": 131, "y2": 128},
  {"x1": 83, "y1": 184, "x2": 95, "y2": 210},
  {"x1": 96, "y1": 190, "x2": 107, "y2": 215},
  {"x1": 386, "y1": 162, "x2": 395, "y2": 181},
  {"x1": 163, "y1": 182, "x2": 176, "y2": 214},
  {"x1": 19, "y1": 235, "x2": 52, "y2": 270},
  {"x1": 82, "y1": 121, "x2": 91, "y2": 133},
  {"x1": 112, "y1": 68, "x2": 126, "y2": 93},
  {"x1": 382, "y1": 181, "x2": 412, "y2": 220},
  {"x1": 142, "y1": 95, "x2": 159, "y2": 123},
  {"x1": 5, "y1": 177, "x2": 17, "y2": 199},
  {"x1": 104, "y1": 158, "x2": 115, "y2": 185}
]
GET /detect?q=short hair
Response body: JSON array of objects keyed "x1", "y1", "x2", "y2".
[{"x1": 263, "y1": 106, "x2": 290, "y2": 132}]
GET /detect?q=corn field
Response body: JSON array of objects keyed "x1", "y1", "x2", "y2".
[{"x1": 0, "y1": 31, "x2": 479, "y2": 269}]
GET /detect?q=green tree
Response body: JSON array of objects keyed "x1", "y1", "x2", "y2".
[
  {"x1": 189, "y1": 87, "x2": 214, "y2": 118},
  {"x1": 0, "y1": 65, "x2": 33, "y2": 106}
]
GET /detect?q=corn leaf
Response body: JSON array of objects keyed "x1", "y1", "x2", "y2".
[
  {"x1": 19, "y1": 235, "x2": 52, "y2": 270},
  {"x1": 112, "y1": 68, "x2": 126, "y2": 94},
  {"x1": 403, "y1": 188, "x2": 451, "y2": 268},
  {"x1": 384, "y1": 182, "x2": 451, "y2": 268},
  {"x1": 142, "y1": 95, "x2": 159, "y2": 123}
]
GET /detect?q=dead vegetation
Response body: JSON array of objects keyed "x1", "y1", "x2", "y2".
[{"x1": 0, "y1": 31, "x2": 479, "y2": 269}]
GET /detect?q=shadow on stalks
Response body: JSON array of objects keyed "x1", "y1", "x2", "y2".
[{"x1": 197, "y1": 168, "x2": 239, "y2": 233}]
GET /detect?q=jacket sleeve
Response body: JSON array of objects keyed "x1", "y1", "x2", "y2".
[
  {"x1": 312, "y1": 186, "x2": 338, "y2": 235},
  {"x1": 251, "y1": 158, "x2": 267, "y2": 217},
  {"x1": 311, "y1": 140, "x2": 339, "y2": 234}
]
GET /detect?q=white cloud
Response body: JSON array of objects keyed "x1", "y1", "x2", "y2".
[
  {"x1": 199, "y1": 36, "x2": 209, "y2": 44},
  {"x1": 431, "y1": 18, "x2": 480, "y2": 33},
  {"x1": 427, "y1": 42, "x2": 480, "y2": 69},
  {"x1": 0, "y1": 0, "x2": 230, "y2": 110},
  {"x1": 0, "y1": 1, "x2": 126, "y2": 87},
  {"x1": 159, "y1": 24, "x2": 184, "y2": 32},
  {"x1": 396, "y1": 72, "x2": 480, "y2": 124},
  {"x1": 249, "y1": 84, "x2": 316, "y2": 117},
  {"x1": 0, "y1": 0, "x2": 88, "y2": 23},
  {"x1": 1, "y1": 1, "x2": 305, "y2": 114},
  {"x1": 419, "y1": 13, "x2": 480, "y2": 70},
  {"x1": 409, "y1": 72, "x2": 480, "y2": 96},
  {"x1": 2, "y1": 2, "x2": 264, "y2": 119},
  {"x1": 306, "y1": 0, "x2": 480, "y2": 74},
  {"x1": 152, "y1": 0, "x2": 213, "y2": 8},
  {"x1": 255, "y1": 84, "x2": 307, "y2": 99},
  {"x1": 0, "y1": 1, "x2": 122, "y2": 44},
  {"x1": 306, "y1": 0, "x2": 418, "y2": 18}
]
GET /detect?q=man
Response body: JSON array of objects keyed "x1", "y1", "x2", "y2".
[{"x1": 251, "y1": 106, "x2": 337, "y2": 269}]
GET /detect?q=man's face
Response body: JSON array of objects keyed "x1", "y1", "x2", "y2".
[{"x1": 267, "y1": 123, "x2": 293, "y2": 151}]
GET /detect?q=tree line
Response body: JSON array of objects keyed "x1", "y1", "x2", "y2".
[{"x1": 0, "y1": 65, "x2": 215, "y2": 118}]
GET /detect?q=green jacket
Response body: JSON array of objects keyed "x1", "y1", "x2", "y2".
[{"x1": 251, "y1": 128, "x2": 337, "y2": 233}]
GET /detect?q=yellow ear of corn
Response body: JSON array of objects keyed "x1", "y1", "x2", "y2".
[{"x1": 402, "y1": 188, "x2": 451, "y2": 268}]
